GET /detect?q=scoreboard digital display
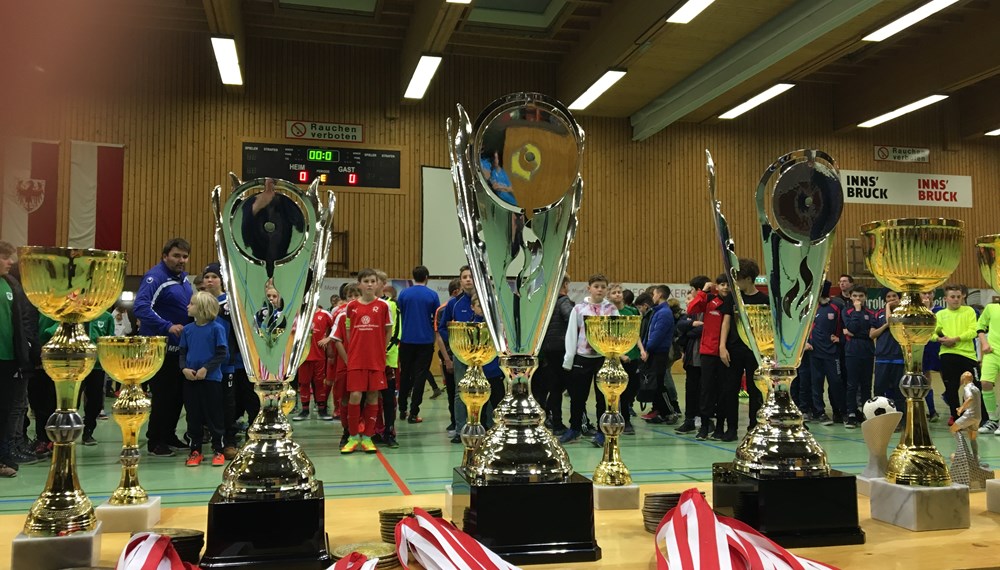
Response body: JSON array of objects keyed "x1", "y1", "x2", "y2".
[{"x1": 242, "y1": 142, "x2": 401, "y2": 189}]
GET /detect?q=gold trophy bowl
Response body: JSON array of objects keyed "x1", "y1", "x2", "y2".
[
  {"x1": 97, "y1": 336, "x2": 166, "y2": 505},
  {"x1": 976, "y1": 234, "x2": 1000, "y2": 290},
  {"x1": 861, "y1": 218, "x2": 964, "y2": 486},
  {"x1": 584, "y1": 315, "x2": 641, "y2": 486},
  {"x1": 17, "y1": 246, "x2": 126, "y2": 536},
  {"x1": 448, "y1": 322, "x2": 497, "y2": 472}
]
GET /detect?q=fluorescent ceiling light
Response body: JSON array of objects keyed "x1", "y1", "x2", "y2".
[
  {"x1": 862, "y1": 0, "x2": 959, "y2": 42},
  {"x1": 857, "y1": 94, "x2": 948, "y2": 128},
  {"x1": 718, "y1": 83, "x2": 795, "y2": 119},
  {"x1": 568, "y1": 70, "x2": 627, "y2": 110},
  {"x1": 210, "y1": 37, "x2": 243, "y2": 85},
  {"x1": 404, "y1": 55, "x2": 442, "y2": 99},
  {"x1": 986, "y1": 128, "x2": 1000, "y2": 136},
  {"x1": 667, "y1": 0, "x2": 715, "y2": 24},
  {"x1": 446, "y1": 0, "x2": 471, "y2": 3}
]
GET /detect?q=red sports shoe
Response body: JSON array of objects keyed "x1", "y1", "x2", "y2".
[
  {"x1": 212, "y1": 452, "x2": 225, "y2": 466},
  {"x1": 641, "y1": 411, "x2": 659, "y2": 421},
  {"x1": 185, "y1": 451, "x2": 203, "y2": 467}
]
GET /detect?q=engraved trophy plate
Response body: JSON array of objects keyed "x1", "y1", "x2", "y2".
[
  {"x1": 211, "y1": 175, "x2": 335, "y2": 499},
  {"x1": 449, "y1": 93, "x2": 583, "y2": 484},
  {"x1": 707, "y1": 149, "x2": 842, "y2": 478}
]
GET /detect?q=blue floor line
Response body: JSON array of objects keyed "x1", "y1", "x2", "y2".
[{"x1": 650, "y1": 428, "x2": 737, "y2": 453}]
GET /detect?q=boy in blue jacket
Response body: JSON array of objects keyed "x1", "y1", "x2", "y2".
[
  {"x1": 842, "y1": 285, "x2": 875, "y2": 428},
  {"x1": 808, "y1": 281, "x2": 845, "y2": 425}
]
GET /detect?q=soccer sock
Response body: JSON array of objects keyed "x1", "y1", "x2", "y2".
[
  {"x1": 340, "y1": 397, "x2": 350, "y2": 430},
  {"x1": 347, "y1": 403, "x2": 361, "y2": 436},
  {"x1": 364, "y1": 404, "x2": 379, "y2": 437},
  {"x1": 983, "y1": 388, "x2": 997, "y2": 421}
]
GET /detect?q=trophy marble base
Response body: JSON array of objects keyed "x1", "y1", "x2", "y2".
[
  {"x1": 712, "y1": 462, "x2": 865, "y2": 548},
  {"x1": 11, "y1": 521, "x2": 102, "y2": 570},
  {"x1": 986, "y1": 479, "x2": 1000, "y2": 513},
  {"x1": 869, "y1": 478, "x2": 970, "y2": 531},
  {"x1": 856, "y1": 475, "x2": 873, "y2": 496},
  {"x1": 95, "y1": 496, "x2": 161, "y2": 533},
  {"x1": 200, "y1": 488, "x2": 331, "y2": 569},
  {"x1": 593, "y1": 483, "x2": 639, "y2": 510},
  {"x1": 451, "y1": 468, "x2": 601, "y2": 565}
]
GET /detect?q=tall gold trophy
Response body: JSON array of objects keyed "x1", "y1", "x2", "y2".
[
  {"x1": 706, "y1": 150, "x2": 865, "y2": 547},
  {"x1": 584, "y1": 316, "x2": 640, "y2": 486},
  {"x1": 861, "y1": 218, "x2": 964, "y2": 486},
  {"x1": 448, "y1": 322, "x2": 496, "y2": 471},
  {"x1": 16, "y1": 247, "x2": 126, "y2": 536},
  {"x1": 93, "y1": 336, "x2": 166, "y2": 532}
]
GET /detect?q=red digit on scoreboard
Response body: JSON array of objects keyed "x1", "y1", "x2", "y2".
[
  {"x1": 348, "y1": 173, "x2": 358, "y2": 185},
  {"x1": 298, "y1": 171, "x2": 309, "y2": 182}
]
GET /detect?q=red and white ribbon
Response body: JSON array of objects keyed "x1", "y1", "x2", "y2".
[
  {"x1": 327, "y1": 552, "x2": 379, "y2": 570},
  {"x1": 655, "y1": 488, "x2": 840, "y2": 570},
  {"x1": 116, "y1": 532, "x2": 199, "y2": 570},
  {"x1": 395, "y1": 507, "x2": 521, "y2": 570}
]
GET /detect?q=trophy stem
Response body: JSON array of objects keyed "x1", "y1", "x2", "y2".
[
  {"x1": 885, "y1": 292, "x2": 951, "y2": 486},
  {"x1": 593, "y1": 356, "x2": 631, "y2": 486},
  {"x1": 458, "y1": 365, "x2": 491, "y2": 472},
  {"x1": 470, "y1": 355, "x2": 572, "y2": 483},
  {"x1": 733, "y1": 367, "x2": 830, "y2": 478},
  {"x1": 25, "y1": 322, "x2": 97, "y2": 536},
  {"x1": 109, "y1": 383, "x2": 151, "y2": 505}
]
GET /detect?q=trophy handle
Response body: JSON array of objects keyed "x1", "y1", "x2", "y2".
[{"x1": 706, "y1": 149, "x2": 762, "y2": 366}]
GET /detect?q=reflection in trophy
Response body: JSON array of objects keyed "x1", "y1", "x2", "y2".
[
  {"x1": 862, "y1": 218, "x2": 964, "y2": 486},
  {"x1": 200, "y1": 175, "x2": 334, "y2": 568},
  {"x1": 584, "y1": 315, "x2": 641, "y2": 486},
  {"x1": 98, "y1": 336, "x2": 166, "y2": 505},
  {"x1": 708, "y1": 150, "x2": 840, "y2": 478},
  {"x1": 17, "y1": 247, "x2": 126, "y2": 535},
  {"x1": 448, "y1": 322, "x2": 496, "y2": 472},
  {"x1": 448, "y1": 93, "x2": 600, "y2": 563}
]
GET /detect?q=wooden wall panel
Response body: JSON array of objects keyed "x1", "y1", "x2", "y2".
[{"x1": 4, "y1": 26, "x2": 1000, "y2": 289}]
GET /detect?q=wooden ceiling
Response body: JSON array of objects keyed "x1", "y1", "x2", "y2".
[{"x1": 9, "y1": 0, "x2": 1000, "y2": 140}]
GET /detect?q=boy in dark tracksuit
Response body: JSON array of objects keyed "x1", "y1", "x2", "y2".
[
  {"x1": 842, "y1": 285, "x2": 875, "y2": 428},
  {"x1": 872, "y1": 291, "x2": 905, "y2": 415},
  {"x1": 808, "y1": 281, "x2": 845, "y2": 425},
  {"x1": 719, "y1": 259, "x2": 767, "y2": 439},
  {"x1": 675, "y1": 276, "x2": 708, "y2": 434}
]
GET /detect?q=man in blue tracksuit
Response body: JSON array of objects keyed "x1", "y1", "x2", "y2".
[
  {"x1": 842, "y1": 285, "x2": 876, "y2": 428},
  {"x1": 808, "y1": 281, "x2": 845, "y2": 425},
  {"x1": 438, "y1": 266, "x2": 478, "y2": 444},
  {"x1": 135, "y1": 238, "x2": 193, "y2": 456},
  {"x1": 872, "y1": 290, "x2": 905, "y2": 416}
]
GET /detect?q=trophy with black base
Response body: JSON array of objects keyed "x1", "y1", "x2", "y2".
[
  {"x1": 707, "y1": 149, "x2": 865, "y2": 548},
  {"x1": 447, "y1": 92, "x2": 599, "y2": 564},
  {"x1": 199, "y1": 175, "x2": 335, "y2": 569}
]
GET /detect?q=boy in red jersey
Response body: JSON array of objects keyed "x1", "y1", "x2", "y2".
[
  {"x1": 329, "y1": 284, "x2": 360, "y2": 446},
  {"x1": 687, "y1": 274, "x2": 730, "y2": 440},
  {"x1": 294, "y1": 306, "x2": 334, "y2": 421},
  {"x1": 337, "y1": 269, "x2": 393, "y2": 454}
]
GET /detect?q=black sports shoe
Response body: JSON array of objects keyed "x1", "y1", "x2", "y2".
[
  {"x1": 675, "y1": 420, "x2": 697, "y2": 434},
  {"x1": 149, "y1": 445, "x2": 175, "y2": 457},
  {"x1": 384, "y1": 434, "x2": 400, "y2": 449},
  {"x1": 720, "y1": 431, "x2": 739, "y2": 442},
  {"x1": 81, "y1": 433, "x2": 97, "y2": 446},
  {"x1": 340, "y1": 432, "x2": 349, "y2": 447},
  {"x1": 168, "y1": 436, "x2": 188, "y2": 450},
  {"x1": 695, "y1": 428, "x2": 709, "y2": 441}
]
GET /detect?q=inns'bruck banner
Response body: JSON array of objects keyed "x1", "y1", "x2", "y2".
[{"x1": 841, "y1": 170, "x2": 972, "y2": 208}]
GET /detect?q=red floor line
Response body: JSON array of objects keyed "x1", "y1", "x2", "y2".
[{"x1": 376, "y1": 449, "x2": 412, "y2": 495}]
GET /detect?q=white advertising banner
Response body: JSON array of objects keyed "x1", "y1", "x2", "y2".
[{"x1": 841, "y1": 170, "x2": 972, "y2": 208}]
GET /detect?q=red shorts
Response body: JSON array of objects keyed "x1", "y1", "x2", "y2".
[{"x1": 346, "y1": 369, "x2": 387, "y2": 393}]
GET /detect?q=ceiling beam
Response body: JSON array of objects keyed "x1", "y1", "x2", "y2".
[
  {"x1": 202, "y1": 0, "x2": 245, "y2": 89},
  {"x1": 556, "y1": 0, "x2": 674, "y2": 106},
  {"x1": 399, "y1": 0, "x2": 465, "y2": 99},
  {"x1": 957, "y1": 75, "x2": 1000, "y2": 139},
  {"x1": 629, "y1": 0, "x2": 882, "y2": 141},
  {"x1": 833, "y1": 1, "x2": 1000, "y2": 130}
]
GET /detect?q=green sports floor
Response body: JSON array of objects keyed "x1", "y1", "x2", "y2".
[{"x1": 1, "y1": 379, "x2": 994, "y2": 515}]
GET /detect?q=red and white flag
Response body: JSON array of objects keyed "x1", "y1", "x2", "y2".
[
  {"x1": 395, "y1": 507, "x2": 521, "y2": 570},
  {"x1": 1, "y1": 139, "x2": 59, "y2": 247},
  {"x1": 68, "y1": 140, "x2": 125, "y2": 250},
  {"x1": 656, "y1": 488, "x2": 839, "y2": 570}
]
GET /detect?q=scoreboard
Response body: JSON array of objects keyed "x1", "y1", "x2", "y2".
[{"x1": 242, "y1": 142, "x2": 401, "y2": 189}]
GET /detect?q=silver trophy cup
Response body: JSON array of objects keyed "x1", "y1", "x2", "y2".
[
  {"x1": 212, "y1": 175, "x2": 335, "y2": 499},
  {"x1": 448, "y1": 92, "x2": 583, "y2": 483}
]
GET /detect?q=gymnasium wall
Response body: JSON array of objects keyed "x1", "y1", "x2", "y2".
[{"x1": 4, "y1": 26, "x2": 1000, "y2": 286}]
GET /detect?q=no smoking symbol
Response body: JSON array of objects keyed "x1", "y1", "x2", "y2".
[
  {"x1": 877, "y1": 146, "x2": 889, "y2": 160},
  {"x1": 290, "y1": 122, "x2": 307, "y2": 137}
]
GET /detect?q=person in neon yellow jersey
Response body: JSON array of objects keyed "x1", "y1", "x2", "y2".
[
  {"x1": 935, "y1": 284, "x2": 980, "y2": 424},
  {"x1": 976, "y1": 299, "x2": 1000, "y2": 434}
]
